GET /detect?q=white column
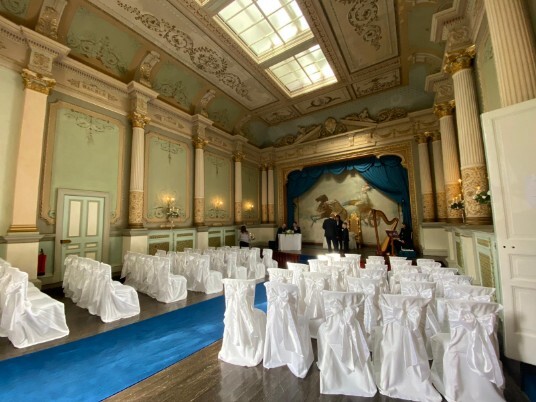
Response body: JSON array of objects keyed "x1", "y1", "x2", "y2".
[
  {"x1": 446, "y1": 46, "x2": 491, "y2": 224},
  {"x1": 233, "y1": 152, "x2": 243, "y2": 224},
  {"x1": 193, "y1": 136, "x2": 207, "y2": 226},
  {"x1": 261, "y1": 165, "x2": 268, "y2": 223},
  {"x1": 416, "y1": 133, "x2": 435, "y2": 222},
  {"x1": 430, "y1": 132, "x2": 448, "y2": 221},
  {"x1": 434, "y1": 102, "x2": 463, "y2": 222},
  {"x1": 267, "y1": 164, "x2": 275, "y2": 223},
  {"x1": 484, "y1": 0, "x2": 536, "y2": 107},
  {"x1": 128, "y1": 113, "x2": 149, "y2": 228}
]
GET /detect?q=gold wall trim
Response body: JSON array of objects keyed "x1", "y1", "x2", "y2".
[
  {"x1": 41, "y1": 101, "x2": 125, "y2": 225},
  {"x1": 149, "y1": 234, "x2": 170, "y2": 239}
]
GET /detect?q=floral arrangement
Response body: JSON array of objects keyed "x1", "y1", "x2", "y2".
[
  {"x1": 285, "y1": 229, "x2": 294, "y2": 234},
  {"x1": 249, "y1": 232, "x2": 256, "y2": 241},
  {"x1": 473, "y1": 187, "x2": 491, "y2": 205}
]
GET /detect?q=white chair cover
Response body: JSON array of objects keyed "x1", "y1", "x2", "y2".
[
  {"x1": 318, "y1": 291, "x2": 376, "y2": 397},
  {"x1": 155, "y1": 249, "x2": 167, "y2": 257},
  {"x1": 319, "y1": 265, "x2": 345, "y2": 291},
  {"x1": 302, "y1": 272, "x2": 330, "y2": 338},
  {"x1": 435, "y1": 274, "x2": 472, "y2": 298},
  {"x1": 219, "y1": 279, "x2": 266, "y2": 367},
  {"x1": 391, "y1": 272, "x2": 430, "y2": 294},
  {"x1": 262, "y1": 248, "x2": 278, "y2": 270},
  {"x1": 339, "y1": 257, "x2": 358, "y2": 277},
  {"x1": 359, "y1": 269, "x2": 389, "y2": 294},
  {"x1": 373, "y1": 294, "x2": 441, "y2": 402},
  {"x1": 1, "y1": 268, "x2": 69, "y2": 348},
  {"x1": 400, "y1": 281, "x2": 441, "y2": 359},
  {"x1": 389, "y1": 256, "x2": 407, "y2": 262},
  {"x1": 391, "y1": 259, "x2": 414, "y2": 268},
  {"x1": 152, "y1": 257, "x2": 187, "y2": 303},
  {"x1": 263, "y1": 282, "x2": 313, "y2": 378},
  {"x1": 431, "y1": 300, "x2": 505, "y2": 402},
  {"x1": 307, "y1": 258, "x2": 328, "y2": 273},
  {"x1": 98, "y1": 263, "x2": 140, "y2": 323},
  {"x1": 287, "y1": 263, "x2": 309, "y2": 315},
  {"x1": 190, "y1": 255, "x2": 223, "y2": 294},
  {"x1": 346, "y1": 276, "x2": 381, "y2": 348},
  {"x1": 268, "y1": 268, "x2": 293, "y2": 283},
  {"x1": 444, "y1": 284, "x2": 495, "y2": 301}
]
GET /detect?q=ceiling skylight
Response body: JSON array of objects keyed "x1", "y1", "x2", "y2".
[
  {"x1": 268, "y1": 45, "x2": 336, "y2": 94},
  {"x1": 215, "y1": 1, "x2": 337, "y2": 96},
  {"x1": 218, "y1": 0, "x2": 311, "y2": 58}
]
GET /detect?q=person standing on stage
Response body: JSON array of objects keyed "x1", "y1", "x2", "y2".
[
  {"x1": 335, "y1": 214, "x2": 343, "y2": 251},
  {"x1": 341, "y1": 221, "x2": 350, "y2": 254},
  {"x1": 322, "y1": 213, "x2": 338, "y2": 252}
]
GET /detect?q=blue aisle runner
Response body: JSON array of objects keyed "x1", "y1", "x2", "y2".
[{"x1": 0, "y1": 283, "x2": 267, "y2": 402}]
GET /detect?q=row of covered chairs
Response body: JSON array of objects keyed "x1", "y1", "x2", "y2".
[
  {"x1": 64, "y1": 255, "x2": 140, "y2": 323},
  {"x1": 0, "y1": 258, "x2": 69, "y2": 348},
  {"x1": 219, "y1": 270, "x2": 504, "y2": 401},
  {"x1": 122, "y1": 252, "x2": 188, "y2": 301}
]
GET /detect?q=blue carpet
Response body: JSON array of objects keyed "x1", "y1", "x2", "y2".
[{"x1": 0, "y1": 283, "x2": 267, "y2": 402}]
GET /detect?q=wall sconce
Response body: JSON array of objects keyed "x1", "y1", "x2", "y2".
[
  {"x1": 155, "y1": 195, "x2": 183, "y2": 229},
  {"x1": 208, "y1": 197, "x2": 225, "y2": 219},
  {"x1": 244, "y1": 201, "x2": 254, "y2": 219}
]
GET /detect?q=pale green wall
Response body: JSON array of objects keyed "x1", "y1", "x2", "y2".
[
  {"x1": 475, "y1": 35, "x2": 501, "y2": 112},
  {"x1": 204, "y1": 152, "x2": 232, "y2": 222},
  {"x1": 145, "y1": 132, "x2": 190, "y2": 225},
  {"x1": 0, "y1": 66, "x2": 24, "y2": 236},
  {"x1": 242, "y1": 163, "x2": 260, "y2": 222},
  {"x1": 46, "y1": 106, "x2": 123, "y2": 223},
  {"x1": 109, "y1": 235, "x2": 123, "y2": 269}
]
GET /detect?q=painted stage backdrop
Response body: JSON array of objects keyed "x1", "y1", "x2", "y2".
[{"x1": 296, "y1": 170, "x2": 400, "y2": 246}]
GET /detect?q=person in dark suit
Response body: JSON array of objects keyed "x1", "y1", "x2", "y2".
[
  {"x1": 335, "y1": 214, "x2": 343, "y2": 251},
  {"x1": 322, "y1": 213, "x2": 338, "y2": 252},
  {"x1": 275, "y1": 223, "x2": 287, "y2": 249},
  {"x1": 292, "y1": 221, "x2": 301, "y2": 233},
  {"x1": 394, "y1": 223, "x2": 413, "y2": 253},
  {"x1": 341, "y1": 221, "x2": 350, "y2": 254}
]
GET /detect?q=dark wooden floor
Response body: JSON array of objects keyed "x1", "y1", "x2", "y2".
[{"x1": 0, "y1": 246, "x2": 527, "y2": 401}]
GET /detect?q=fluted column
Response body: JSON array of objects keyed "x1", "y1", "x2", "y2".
[
  {"x1": 261, "y1": 165, "x2": 268, "y2": 223},
  {"x1": 193, "y1": 135, "x2": 208, "y2": 226},
  {"x1": 446, "y1": 46, "x2": 491, "y2": 224},
  {"x1": 126, "y1": 82, "x2": 158, "y2": 229},
  {"x1": 416, "y1": 133, "x2": 435, "y2": 222},
  {"x1": 267, "y1": 164, "x2": 275, "y2": 223},
  {"x1": 128, "y1": 112, "x2": 149, "y2": 228},
  {"x1": 430, "y1": 132, "x2": 448, "y2": 221},
  {"x1": 434, "y1": 102, "x2": 462, "y2": 222},
  {"x1": 233, "y1": 152, "x2": 244, "y2": 224},
  {"x1": 484, "y1": 0, "x2": 536, "y2": 107}
]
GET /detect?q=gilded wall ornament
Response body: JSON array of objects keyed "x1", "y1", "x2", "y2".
[
  {"x1": 65, "y1": 110, "x2": 115, "y2": 144},
  {"x1": 444, "y1": 45, "x2": 476, "y2": 75},
  {"x1": 232, "y1": 152, "x2": 245, "y2": 163},
  {"x1": 137, "y1": 50, "x2": 160, "y2": 87},
  {"x1": 36, "y1": 6, "x2": 60, "y2": 40},
  {"x1": 192, "y1": 135, "x2": 208, "y2": 149},
  {"x1": 128, "y1": 191, "x2": 144, "y2": 227},
  {"x1": 21, "y1": 69, "x2": 56, "y2": 95},
  {"x1": 130, "y1": 112, "x2": 150, "y2": 129},
  {"x1": 307, "y1": 95, "x2": 341, "y2": 109},
  {"x1": 433, "y1": 101, "x2": 455, "y2": 118}
]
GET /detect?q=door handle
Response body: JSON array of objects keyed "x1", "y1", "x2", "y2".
[{"x1": 60, "y1": 239, "x2": 72, "y2": 244}]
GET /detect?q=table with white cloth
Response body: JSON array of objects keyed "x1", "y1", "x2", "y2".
[{"x1": 278, "y1": 234, "x2": 302, "y2": 251}]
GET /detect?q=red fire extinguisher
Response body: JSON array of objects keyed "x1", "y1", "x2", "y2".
[{"x1": 37, "y1": 249, "x2": 46, "y2": 276}]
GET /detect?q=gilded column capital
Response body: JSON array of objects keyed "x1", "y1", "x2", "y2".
[
  {"x1": 130, "y1": 112, "x2": 150, "y2": 129},
  {"x1": 414, "y1": 133, "x2": 429, "y2": 144},
  {"x1": 433, "y1": 101, "x2": 455, "y2": 118},
  {"x1": 444, "y1": 45, "x2": 476, "y2": 75},
  {"x1": 260, "y1": 164, "x2": 267, "y2": 171},
  {"x1": 232, "y1": 151, "x2": 245, "y2": 162},
  {"x1": 430, "y1": 131, "x2": 441, "y2": 142},
  {"x1": 21, "y1": 68, "x2": 55, "y2": 95},
  {"x1": 192, "y1": 135, "x2": 208, "y2": 149},
  {"x1": 266, "y1": 163, "x2": 274, "y2": 170}
]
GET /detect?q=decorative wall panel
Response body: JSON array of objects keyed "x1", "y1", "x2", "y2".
[{"x1": 204, "y1": 151, "x2": 232, "y2": 223}]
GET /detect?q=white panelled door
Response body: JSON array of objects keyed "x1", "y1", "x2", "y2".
[
  {"x1": 53, "y1": 189, "x2": 110, "y2": 284},
  {"x1": 482, "y1": 98, "x2": 536, "y2": 365}
]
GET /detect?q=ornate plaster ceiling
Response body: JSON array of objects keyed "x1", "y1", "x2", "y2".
[{"x1": 0, "y1": 0, "x2": 446, "y2": 147}]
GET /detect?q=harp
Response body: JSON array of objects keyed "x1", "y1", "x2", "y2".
[{"x1": 371, "y1": 209, "x2": 399, "y2": 255}]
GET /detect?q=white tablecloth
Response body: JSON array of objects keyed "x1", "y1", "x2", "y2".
[{"x1": 278, "y1": 234, "x2": 302, "y2": 251}]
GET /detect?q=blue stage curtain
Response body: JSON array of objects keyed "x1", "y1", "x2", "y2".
[{"x1": 286, "y1": 155, "x2": 412, "y2": 230}]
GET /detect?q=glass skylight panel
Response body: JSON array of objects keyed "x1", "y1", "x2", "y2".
[
  {"x1": 268, "y1": 45, "x2": 336, "y2": 94},
  {"x1": 217, "y1": 0, "x2": 311, "y2": 58}
]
